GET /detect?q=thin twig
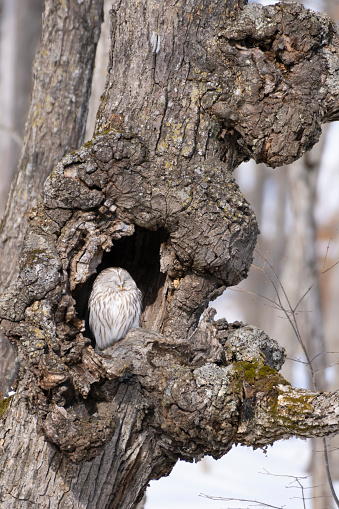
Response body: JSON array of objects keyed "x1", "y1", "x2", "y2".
[
  {"x1": 250, "y1": 244, "x2": 339, "y2": 507},
  {"x1": 321, "y1": 230, "x2": 338, "y2": 272},
  {"x1": 323, "y1": 437, "x2": 339, "y2": 507},
  {"x1": 260, "y1": 469, "x2": 309, "y2": 509},
  {"x1": 200, "y1": 493, "x2": 285, "y2": 508},
  {"x1": 293, "y1": 258, "x2": 339, "y2": 314}
]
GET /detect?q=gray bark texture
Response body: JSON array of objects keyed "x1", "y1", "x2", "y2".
[
  {"x1": 0, "y1": 0, "x2": 43, "y2": 397},
  {"x1": 1, "y1": 1, "x2": 339, "y2": 508},
  {"x1": 0, "y1": 0, "x2": 43, "y2": 220},
  {"x1": 0, "y1": 0, "x2": 104, "y2": 398},
  {"x1": 0, "y1": 0, "x2": 104, "y2": 291}
]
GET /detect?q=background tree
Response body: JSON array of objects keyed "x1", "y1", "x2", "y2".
[
  {"x1": 0, "y1": 0, "x2": 43, "y2": 397},
  {"x1": 1, "y1": 1, "x2": 339, "y2": 508}
]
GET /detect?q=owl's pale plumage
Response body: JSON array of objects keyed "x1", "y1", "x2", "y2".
[{"x1": 88, "y1": 267, "x2": 142, "y2": 350}]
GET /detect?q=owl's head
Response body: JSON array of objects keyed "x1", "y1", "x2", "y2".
[{"x1": 95, "y1": 267, "x2": 138, "y2": 292}]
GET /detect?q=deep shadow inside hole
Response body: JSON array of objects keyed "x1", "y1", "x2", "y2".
[{"x1": 74, "y1": 226, "x2": 168, "y2": 343}]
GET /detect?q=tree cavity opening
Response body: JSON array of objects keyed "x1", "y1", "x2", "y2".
[{"x1": 74, "y1": 226, "x2": 168, "y2": 341}]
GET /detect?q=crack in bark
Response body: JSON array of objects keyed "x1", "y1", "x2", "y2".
[{"x1": 1, "y1": 1, "x2": 339, "y2": 507}]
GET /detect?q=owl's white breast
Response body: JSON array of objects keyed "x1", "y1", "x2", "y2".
[{"x1": 89, "y1": 285, "x2": 142, "y2": 350}]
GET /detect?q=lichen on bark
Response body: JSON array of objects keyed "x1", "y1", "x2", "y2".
[{"x1": 1, "y1": 1, "x2": 339, "y2": 508}]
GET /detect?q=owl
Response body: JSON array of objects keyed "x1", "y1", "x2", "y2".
[{"x1": 88, "y1": 267, "x2": 142, "y2": 350}]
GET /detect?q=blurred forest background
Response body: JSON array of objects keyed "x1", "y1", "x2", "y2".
[{"x1": 1, "y1": 0, "x2": 339, "y2": 507}]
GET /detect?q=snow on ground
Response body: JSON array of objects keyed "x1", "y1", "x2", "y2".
[{"x1": 145, "y1": 438, "x2": 313, "y2": 508}]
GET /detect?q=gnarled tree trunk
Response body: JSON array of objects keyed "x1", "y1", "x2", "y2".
[
  {"x1": 0, "y1": 0, "x2": 104, "y2": 398},
  {"x1": 1, "y1": 1, "x2": 339, "y2": 508}
]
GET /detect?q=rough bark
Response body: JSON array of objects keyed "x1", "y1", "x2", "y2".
[
  {"x1": 0, "y1": 0, "x2": 104, "y2": 398},
  {"x1": 0, "y1": 0, "x2": 104, "y2": 291},
  {"x1": 1, "y1": 1, "x2": 339, "y2": 508},
  {"x1": 0, "y1": 0, "x2": 43, "y2": 397},
  {"x1": 271, "y1": 133, "x2": 330, "y2": 505}
]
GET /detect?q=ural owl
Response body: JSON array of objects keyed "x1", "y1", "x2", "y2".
[{"x1": 88, "y1": 267, "x2": 142, "y2": 350}]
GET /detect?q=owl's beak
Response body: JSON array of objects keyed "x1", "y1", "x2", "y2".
[{"x1": 119, "y1": 284, "x2": 124, "y2": 290}]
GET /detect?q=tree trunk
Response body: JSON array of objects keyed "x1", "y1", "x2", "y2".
[
  {"x1": 1, "y1": 1, "x2": 339, "y2": 508},
  {"x1": 0, "y1": 0, "x2": 43, "y2": 220},
  {"x1": 85, "y1": 0, "x2": 111, "y2": 141},
  {"x1": 0, "y1": 0, "x2": 104, "y2": 397},
  {"x1": 0, "y1": 0, "x2": 104, "y2": 291},
  {"x1": 0, "y1": 0, "x2": 44, "y2": 397}
]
